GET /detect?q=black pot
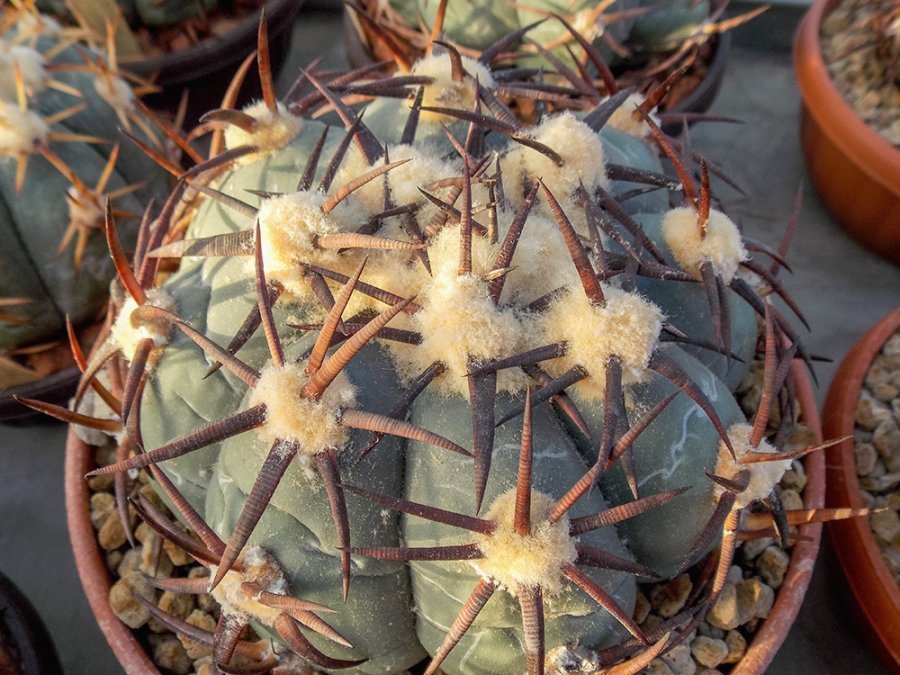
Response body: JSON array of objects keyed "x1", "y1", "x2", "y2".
[
  {"x1": 123, "y1": 0, "x2": 305, "y2": 125},
  {"x1": 0, "y1": 570, "x2": 61, "y2": 675}
]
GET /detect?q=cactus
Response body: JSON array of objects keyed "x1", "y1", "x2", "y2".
[
  {"x1": 0, "y1": 6, "x2": 170, "y2": 388},
  {"x1": 349, "y1": 0, "x2": 769, "y2": 118},
  {"x1": 40, "y1": 17, "x2": 832, "y2": 675}
]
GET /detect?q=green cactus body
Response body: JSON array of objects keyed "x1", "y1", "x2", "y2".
[
  {"x1": 395, "y1": 0, "x2": 520, "y2": 51},
  {"x1": 0, "y1": 23, "x2": 169, "y2": 354},
  {"x1": 95, "y1": 34, "x2": 805, "y2": 674},
  {"x1": 626, "y1": 0, "x2": 710, "y2": 55},
  {"x1": 382, "y1": 0, "x2": 638, "y2": 67},
  {"x1": 558, "y1": 344, "x2": 745, "y2": 576},
  {"x1": 405, "y1": 390, "x2": 637, "y2": 675}
]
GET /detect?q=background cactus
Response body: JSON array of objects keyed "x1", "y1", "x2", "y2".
[
  {"x1": 0, "y1": 6, "x2": 169, "y2": 389},
  {"x1": 54, "y1": 19, "x2": 822, "y2": 675}
]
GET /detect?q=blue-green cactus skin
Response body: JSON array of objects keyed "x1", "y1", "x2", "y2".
[
  {"x1": 405, "y1": 390, "x2": 637, "y2": 674},
  {"x1": 0, "y1": 34, "x2": 169, "y2": 352}
]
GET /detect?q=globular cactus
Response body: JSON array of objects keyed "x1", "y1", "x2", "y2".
[
  {"x1": 49, "y1": 18, "x2": 829, "y2": 675},
  {"x1": 0, "y1": 6, "x2": 170, "y2": 388}
]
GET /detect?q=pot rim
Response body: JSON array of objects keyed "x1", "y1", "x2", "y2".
[
  {"x1": 793, "y1": 0, "x2": 900, "y2": 195},
  {"x1": 64, "y1": 358, "x2": 825, "y2": 674},
  {"x1": 121, "y1": 0, "x2": 303, "y2": 85},
  {"x1": 822, "y1": 308, "x2": 900, "y2": 667}
]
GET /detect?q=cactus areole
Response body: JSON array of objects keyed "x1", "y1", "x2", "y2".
[
  {"x1": 0, "y1": 10, "x2": 169, "y2": 373},
  {"x1": 67, "y1": 25, "x2": 816, "y2": 675}
]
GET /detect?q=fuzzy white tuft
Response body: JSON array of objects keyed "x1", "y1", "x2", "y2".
[
  {"x1": 256, "y1": 191, "x2": 343, "y2": 296},
  {"x1": 495, "y1": 210, "x2": 580, "y2": 306},
  {"x1": 331, "y1": 143, "x2": 464, "y2": 221},
  {"x1": 65, "y1": 186, "x2": 102, "y2": 233},
  {"x1": 15, "y1": 13, "x2": 62, "y2": 39},
  {"x1": 537, "y1": 285, "x2": 663, "y2": 398},
  {"x1": 473, "y1": 490, "x2": 576, "y2": 595},
  {"x1": 0, "y1": 45, "x2": 47, "y2": 99},
  {"x1": 661, "y1": 206, "x2": 747, "y2": 283},
  {"x1": 714, "y1": 423, "x2": 792, "y2": 510},
  {"x1": 110, "y1": 289, "x2": 175, "y2": 362},
  {"x1": 386, "y1": 224, "x2": 528, "y2": 395},
  {"x1": 606, "y1": 93, "x2": 657, "y2": 138},
  {"x1": 503, "y1": 112, "x2": 609, "y2": 208},
  {"x1": 411, "y1": 53, "x2": 495, "y2": 124},
  {"x1": 223, "y1": 101, "x2": 304, "y2": 161},
  {"x1": 408, "y1": 272, "x2": 526, "y2": 396},
  {"x1": 93, "y1": 75, "x2": 133, "y2": 113},
  {"x1": 248, "y1": 361, "x2": 357, "y2": 453},
  {"x1": 0, "y1": 102, "x2": 48, "y2": 155},
  {"x1": 209, "y1": 546, "x2": 287, "y2": 625}
]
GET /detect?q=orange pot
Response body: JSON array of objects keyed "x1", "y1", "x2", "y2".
[
  {"x1": 65, "y1": 357, "x2": 826, "y2": 674},
  {"x1": 823, "y1": 308, "x2": 900, "y2": 672},
  {"x1": 794, "y1": 0, "x2": 900, "y2": 266}
]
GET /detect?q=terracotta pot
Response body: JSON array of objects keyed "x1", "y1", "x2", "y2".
[
  {"x1": 822, "y1": 308, "x2": 900, "y2": 672},
  {"x1": 123, "y1": 0, "x2": 304, "y2": 125},
  {"x1": 65, "y1": 427, "x2": 159, "y2": 674},
  {"x1": 65, "y1": 356, "x2": 825, "y2": 674},
  {"x1": 794, "y1": 0, "x2": 900, "y2": 267}
]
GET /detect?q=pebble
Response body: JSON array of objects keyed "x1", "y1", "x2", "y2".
[
  {"x1": 97, "y1": 511, "x2": 128, "y2": 551},
  {"x1": 737, "y1": 578, "x2": 775, "y2": 622},
  {"x1": 660, "y1": 644, "x2": 697, "y2": 675},
  {"x1": 633, "y1": 591, "x2": 651, "y2": 624},
  {"x1": 650, "y1": 573, "x2": 692, "y2": 618},
  {"x1": 757, "y1": 546, "x2": 790, "y2": 589},
  {"x1": 89, "y1": 492, "x2": 115, "y2": 529},
  {"x1": 778, "y1": 488, "x2": 804, "y2": 512},
  {"x1": 690, "y1": 636, "x2": 729, "y2": 668},
  {"x1": 646, "y1": 661, "x2": 675, "y2": 675},
  {"x1": 723, "y1": 629, "x2": 747, "y2": 664},
  {"x1": 707, "y1": 583, "x2": 740, "y2": 630},
  {"x1": 109, "y1": 572, "x2": 157, "y2": 629},
  {"x1": 740, "y1": 536, "x2": 774, "y2": 562},
  {"x1": 151, "y1": 635, "x2": 192, "y2": 675},
  {"x1": 180, "y1": 610, "x2": 216, "y2": 660},
  {"x1": 870, "y1": 509, "x2": 900, "y2": 545},
  {"x1": 856, "y1": 443, "x2": 879, "y2": 476},
  {"x1": 856, "y1": 393, "x2": 893, "y2": 430}
]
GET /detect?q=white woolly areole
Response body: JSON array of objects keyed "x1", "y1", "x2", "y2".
[
  {"x1": 661, "y1": 206, "x2": 748, "y2": 283},
  {"x1": 223, "y1": 101, "x2": 303, "y2": 161},
  {"x1": 606, "y1": 93, "x2": 657, "y2": 138},
  {"x1": 495, "y1": 211, "x2": 580, "y2": 306},
  {"x1": 209, "y1": 546, "x2": 287, "y2": 625},
  {"x1": 472, "y1": 491, "x2": 576, "y2": 595},
  {"x1": 411, "y1": 53, "x2": 495, "y2": 124},
  {"x1": 66, "y1": 186, "x2": 102, "y2": 232},
  {"x1": 334, "y1": 143, "x2": 463, "y2": 216},
  {"x1": 715, "y1": 424, "x2": 792, "y2": 510},
  {"x1": 504, "y1": 112, "x2": 609, "y2": 205},
  {"x1": 408, "y1": 272, "x2": 526, "y2": 396},
  {"x1": 248, "y1": 361, "x2": 357, "y2": 453},
  {"x1": 15, "y1": 13, "x2": 62, "y2": 39},
  {"x1": 0, "y1": 45, "x2": 47, "y2": 99},
  {"x1": 257, "y1": 191, "x2": 342, "y2": 296},
  {"x1": 0, "y1": 102, "x2": 48, "y2": 155},
  {"x1": 110, "y1": 289, "x2": 175, "y2": 361},
  {"x1": 93, "y1": 75, "x2": 133, "y2": 113},
  {"x1": 538, "y1": 285, "x2": 663, "y2": 398}
]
